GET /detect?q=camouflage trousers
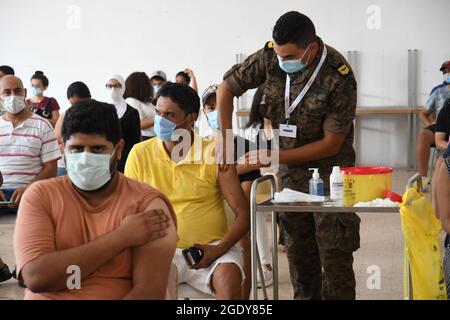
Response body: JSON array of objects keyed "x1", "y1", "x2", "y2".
[{"x1": 278, "y1": 211, "x2": 361, "y2": 300}]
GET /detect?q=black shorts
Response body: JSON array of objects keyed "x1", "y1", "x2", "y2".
[{"x1": 425, "y1": 124, "x2": 436, "y2": 133}]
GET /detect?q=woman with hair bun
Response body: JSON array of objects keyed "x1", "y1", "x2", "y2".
[{"x1": 26, "y1": 70, "x2": 60, "y2": 127}]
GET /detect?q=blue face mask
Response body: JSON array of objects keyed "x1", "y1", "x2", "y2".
[
  {"x1": 154, "y1": 114, "x2": 176, "y2": 141},
  {"x1": 445, "y1": 74, "x2": 450, "y2": 84},
  {"x1": 31, "y1": 87, "x2": 43, "y2": 97},
  {"x1": 153, "y1": 86, "x2": 161, "y2": 95},
  {"x1": 207, "y1": 110, "x2": 220, "y2": 130},
  {"x1": 277, "y1": 44, "x2": 311, "y2": 74},
  {"x1": 154, "y1": 114, "x2": 188, "y2": 142}
]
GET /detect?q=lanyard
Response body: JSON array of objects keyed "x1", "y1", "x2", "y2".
[{"x1": 284, "y1": 45, "x2": 328, "y2": 120}]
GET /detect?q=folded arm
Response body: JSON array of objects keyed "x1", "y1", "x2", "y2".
[{"x1": 123, "y1": 197, "x2": 177, "y2": 300}]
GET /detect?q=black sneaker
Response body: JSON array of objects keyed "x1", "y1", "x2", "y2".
[{"x1": 0, "y1": 263, "x2": 12, "y2": 283}]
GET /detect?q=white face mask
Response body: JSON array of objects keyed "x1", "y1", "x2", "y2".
[
  {"x1": 65, "y1": 150, "x2": 116, "y2": 191},
  {"x1": 107, "y1": 88, "x2": 123, "y2": 103},
  {"x1": 1, "y1": 95, "x2": 26, "y2": 114}
]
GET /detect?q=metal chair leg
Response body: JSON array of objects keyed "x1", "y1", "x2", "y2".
[
  {"x1": 429, "y1": 148, "x2": 437, "y2": 180},
  {"x1": 255, "y1": 242, "x2": 268, "y2": 299}
]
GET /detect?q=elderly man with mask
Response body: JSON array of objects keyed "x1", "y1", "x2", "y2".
[{"x1": 0, "y1": 75, "x2": 60, "y2": 213}]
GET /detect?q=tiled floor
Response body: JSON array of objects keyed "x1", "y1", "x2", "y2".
[{"x1": 0, "y1": 169, "x2": 439, "y2": 300}]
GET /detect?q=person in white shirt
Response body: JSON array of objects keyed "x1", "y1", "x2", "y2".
[
  {"x1": 0, "y1": 75, "x2": 60, "y2": 213},
  {"x1": 124, "y1": 72, "x2": 156, "y2": 141}
]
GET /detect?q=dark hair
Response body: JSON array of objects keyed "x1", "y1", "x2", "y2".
[
  {"x1": 246, "y1": 86, "x2": 266, "y2": 128},
  {"x1": 159, "y1": 82, "x2": 200, "y2": 116},
  {"x1": 176, "y1": 71, "x2": 191, "y2": 85},
  {"x1": 0, "y1": 65, "x2": 15, "y2": 76},
  {"x1": 62, "y1": 99, "x2": 122, "y2": 145},
  {"x1": 67, "y1": 81, "x2": 91, "y2": 100},
  {"x1": 272, "y1": 11, "x2": 316, "y2": 48},
  {"x1": 31, "y1": 70, "x2": 49, "y2": 87},
  {"x1": 124, "y1": 72, "x2": 153, "y2": 103}
]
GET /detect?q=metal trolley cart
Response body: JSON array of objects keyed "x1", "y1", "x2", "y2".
[{"x1": 249, "y1": 174, "x2": 421, "y2": 300}]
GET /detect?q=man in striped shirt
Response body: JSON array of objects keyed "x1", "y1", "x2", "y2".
[{"x1": 0, "y1": 75, "x2": 60, "y2": 213}]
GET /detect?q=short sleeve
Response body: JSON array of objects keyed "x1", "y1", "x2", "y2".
[
  {"x1": 41, "y1": 127, "x2": 61, "y2": 163},
  {"x1": 50, "y1": 98, "x2": 60, "y2": 111},
  {"x1": 323, "y1": 77, "x2": 357, "y2": 133},
  {"x1": 124, "y1": 145, "x2": 142, "y2": 182},
  {"x1": 14, "y1": 182, "x2": 56, "y2": 277},
  {"x1": 424, "y1": 92, "x2": 437, "y2": 113},
  {"x1": 223, "y1": 48, "x2": 268, "y2": 97}
]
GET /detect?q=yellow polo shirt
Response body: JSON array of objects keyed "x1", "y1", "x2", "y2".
[{"x1": 124, "y1": 133, "x2": 228, "y2": 249}]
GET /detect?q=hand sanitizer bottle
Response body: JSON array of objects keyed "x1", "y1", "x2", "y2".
[
  {"x1": 330, "y1": 166, "x2": 344, "y2": 200},
  {"x1": 309, "y1": 168, "x2": 324, "y2": 196}
]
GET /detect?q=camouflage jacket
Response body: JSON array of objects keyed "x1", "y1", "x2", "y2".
[{"x1": 223, "y1": 37, "x2": 357, "y2": 190}]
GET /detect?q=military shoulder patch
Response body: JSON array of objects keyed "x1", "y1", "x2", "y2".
[
  {"x1": 264, "y1": 41, "x2": 274, "y2": 50},
  {"x1": 338, "y1": 64, "x2": 350, "y2": 75}
]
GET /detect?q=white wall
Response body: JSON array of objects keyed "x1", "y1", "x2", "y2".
[{"x1": 0, "y1": 0, "x2": 448, "y2": 167}]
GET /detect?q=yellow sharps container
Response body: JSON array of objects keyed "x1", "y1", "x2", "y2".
[{"x1": 341, "y1": 167, "x2": 393, "y2": 207}]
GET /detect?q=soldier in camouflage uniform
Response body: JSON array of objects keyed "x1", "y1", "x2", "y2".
[{"x1": 217, "y1": 11, "x2": 360, "y2": 300}]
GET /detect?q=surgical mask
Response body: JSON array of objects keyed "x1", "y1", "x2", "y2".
[
  {"x1": 207, "y1": 110, "x2": 220, "y2": 130},
  {"x1": 154, "y1": 114, "x2": 189, "y2": 142},
  {"x1": 153, "y1": 86, "x2": 161, "y2": 95},
  {"x1": 65, "y1": 149, "x2": 116, "y2": 191},
  {"x1": 31, "y1": 87, "x2": 43, "y2": 97},
  {"x1": 444, "y1": 73, "x2": 450, "y2": 84},
  {"x1": 1, "y1": 95, "x2": 26, "y2": 114},
  {"x1": 277, "y1": 44, "x2": 311, "y2": 74},
  {"x1": 107, "y1": 88, "x2": 122, "y2": 103}
]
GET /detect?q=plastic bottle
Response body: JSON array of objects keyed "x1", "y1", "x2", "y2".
[
  {"x1": 330, "y1": 166, "x2": 344, "y2": 200},
  {"x1": 309, "y1": 168, "x2": 324, "y2": 196}
]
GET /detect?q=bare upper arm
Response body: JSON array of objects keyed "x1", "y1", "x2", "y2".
[
  {"x1": 323, "y1": 130, "x2": 346, "y2": 153},
  {"x1": 127, "y1": 197, "x2": 177, "y2": 299},
  {"x1": 54, "y1": 112, "x2": 64, "y2": 143},
  {"x1": 436, "y1": 132, "x2": 447, "y2": 141},
  {"x1": 435, "y1": 132, "x2": 448, "y2": 149},
  {"x1": 218, "y1": 166, "x2": 248, "y2": 216}
]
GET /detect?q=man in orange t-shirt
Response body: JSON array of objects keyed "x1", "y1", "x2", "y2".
[{"x1": 14, "y1": 100, "x2": 178, "y2": 300}]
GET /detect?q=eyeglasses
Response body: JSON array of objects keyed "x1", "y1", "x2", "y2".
[{"x1": 105, "y1": 84, "x2": 121, "y2": 89}]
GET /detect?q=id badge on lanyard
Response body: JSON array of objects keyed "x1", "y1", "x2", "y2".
[{"x1": 280, "y1": 46, "x2": 328, "y2": 138}]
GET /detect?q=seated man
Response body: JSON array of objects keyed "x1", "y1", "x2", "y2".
[
  {"x1": 150, "y1": 70, "x2": 168, "y2": 105},
  {"x1": 14, "y1": 100, "x2": 177, "y2": 300},
  {"x1": 0, "y1": 75, "x2": 60, "y2": 213},
  {"x1": 125, "y1": 83, "x2": 249, "y2": 299},
  {"x1": 201, "y1": 84, "x2": 274, "y2": 299}
]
